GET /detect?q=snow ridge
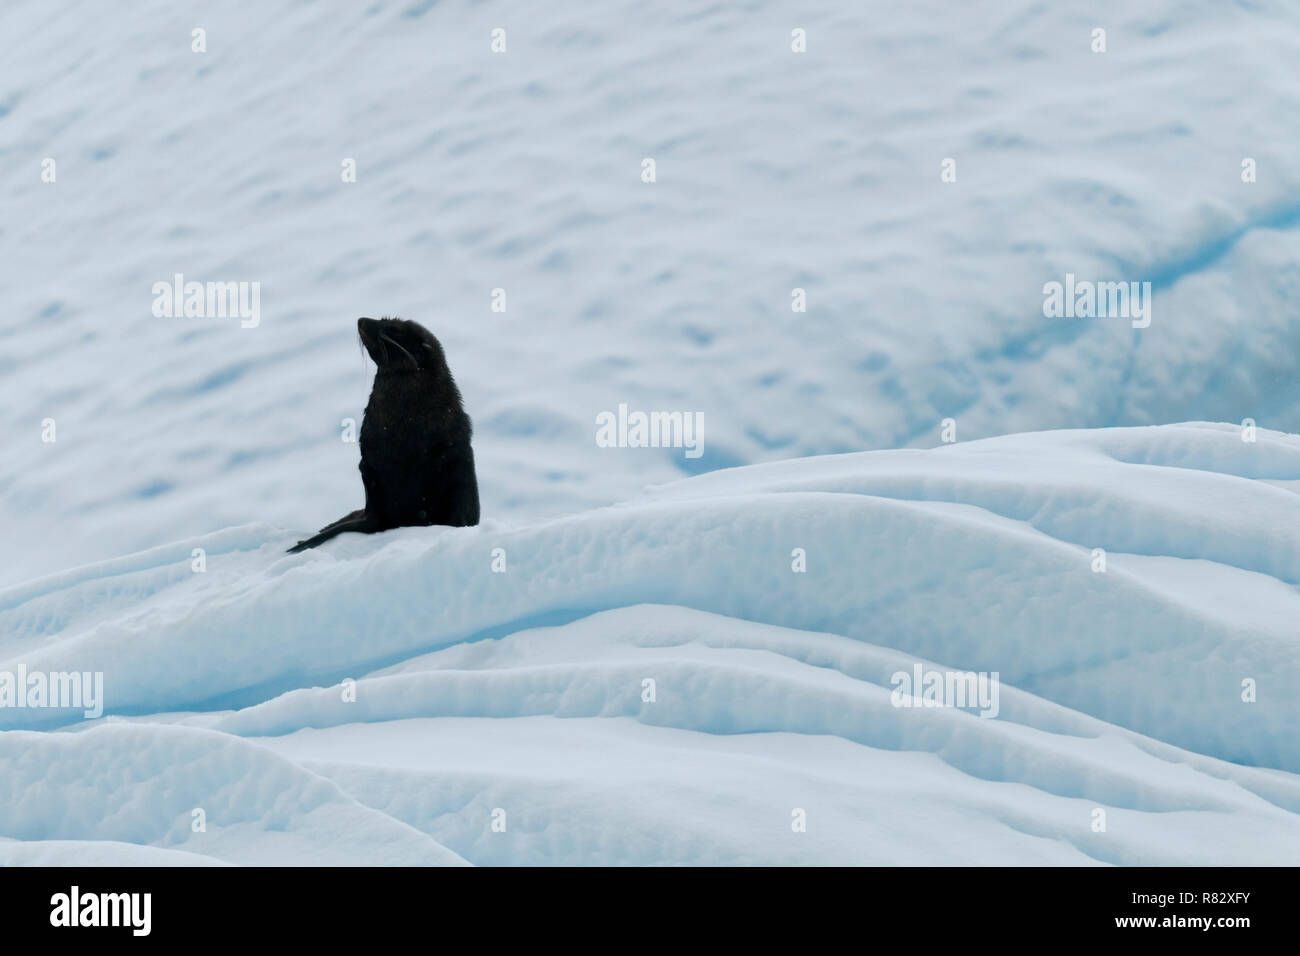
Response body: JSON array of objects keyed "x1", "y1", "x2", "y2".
[{"x1": 1, "y1": 424, "x2": 1297, "y2": 865}]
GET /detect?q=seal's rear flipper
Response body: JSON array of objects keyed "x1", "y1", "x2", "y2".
[{"x1": 287, "y1": 510, "x2": 379, "y2": 553}]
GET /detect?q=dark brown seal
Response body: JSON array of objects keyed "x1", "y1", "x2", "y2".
[{"x1": 288, "y1": 316, "x2": 479, "y2": 552}]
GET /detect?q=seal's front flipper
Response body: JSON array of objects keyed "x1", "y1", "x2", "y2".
[
  {"x1": 317, "y1": 508, "x2": 366, "y2": 535},
  {"x1": 287, "y1": 510, "x2": 380, "y2": 553}
]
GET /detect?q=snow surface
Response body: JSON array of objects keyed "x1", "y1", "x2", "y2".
[
  {"x1": 2, "y1": 0, "x2": 1299, "y2": 864},
  {"x1": 2, "y1": 424, "x2": 1299, "y2": 865},
  {"x1": 3, "y1": 0, "x2": 1300, "y2": 582}
]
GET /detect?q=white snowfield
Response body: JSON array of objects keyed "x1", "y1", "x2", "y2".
[
  {"x1": 2, "y1": 423, "x2": 1299, "y2": 866},
  {"x1": 4, "y1": 0, "x2": 1300, "y2": 585}
]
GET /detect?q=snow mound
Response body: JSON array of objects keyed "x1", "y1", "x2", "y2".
[{"x1": 1, "y1": 424, "x2": 1298, "y2": 864}]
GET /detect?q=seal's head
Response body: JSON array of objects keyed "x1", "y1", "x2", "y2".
[{"x1": 357, "y1": 316, "x2": 447, "y2": 373}]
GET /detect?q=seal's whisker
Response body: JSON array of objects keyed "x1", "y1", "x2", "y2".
[{"x1": 380, "y1": 332, "x2": 419, "y2": 370}]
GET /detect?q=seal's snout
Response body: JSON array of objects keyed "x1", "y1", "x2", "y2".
[
  {"x1": 357, "y1": 316, "x2": 427, "y2": 371},
  {"x1": 357, "y1": 316, "x2": 386, "y2": 364}
]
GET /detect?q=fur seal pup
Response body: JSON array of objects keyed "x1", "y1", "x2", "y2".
[{"x1": 288, "y1": 316, "x2": 479, "y2": 552}]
